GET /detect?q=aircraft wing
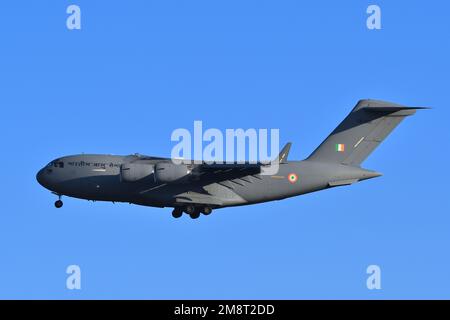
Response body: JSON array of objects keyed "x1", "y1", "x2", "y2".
[{"x1": 188, "y1": 142, "x2": 292, "y2": 183}]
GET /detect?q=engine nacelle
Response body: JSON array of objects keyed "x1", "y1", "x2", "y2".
[
  {"x1": 154, "y1": 162, "x2": 190, "y2": 183},
  {"x1": 120, "y1": 163, "x2": 154, "y2": 182}
]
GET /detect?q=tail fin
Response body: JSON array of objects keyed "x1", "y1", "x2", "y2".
[{"x1": 307, "y1": 99, "x2": 427, "y2": 166}]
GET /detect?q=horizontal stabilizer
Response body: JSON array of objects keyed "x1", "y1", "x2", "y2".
[
  {"x1": 328, "y1": 179, "x2": 359, "y2": 187},
  {"x1": 328, "y1": 169, "x2": 382, "y2": 187}
]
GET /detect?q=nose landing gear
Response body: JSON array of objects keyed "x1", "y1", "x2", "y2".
[
  {"x1": 53, "y1": 193, "x2": 63, "y2": 208},
  {"x1": 54, "y1": 199, "x2": 63, "y2": 208}
]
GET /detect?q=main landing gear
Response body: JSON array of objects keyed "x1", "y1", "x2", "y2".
[
  {"x1": 171, "y1": 207, "x2": 183, "y2": 218},
  {"x1": 171, "y1": 206, "x2": 213, "y2": 219},
  {"x1": 201, "y1": 207, "x2": 212, "y2": 215}
]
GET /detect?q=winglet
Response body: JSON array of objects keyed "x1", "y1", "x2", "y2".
[{"x1": 277, "y1": 142, "x2": 292, "y2": 163}]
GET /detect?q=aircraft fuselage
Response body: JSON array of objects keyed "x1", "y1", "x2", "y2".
[{"x1": 36, "y1": 154, "x2": 380, "y2": 210}]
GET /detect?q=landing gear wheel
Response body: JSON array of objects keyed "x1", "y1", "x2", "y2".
[
  {"x1": 184, "y1": 205, "x2": 195, "y2": 215},
  {"x1": 201, "y1": 207, "x2": 212, "y2": 215},
  {"x1": 54, "y1": 200, "x2": 63, "y2": 208},
  {"x1": 189, "y1": 209, "x2": 201, "y2": 220},
  {"x1": 172, "y1": 208, "x2": 183, "y2": 218}
]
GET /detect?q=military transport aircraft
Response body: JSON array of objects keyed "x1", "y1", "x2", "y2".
[{"x1": 36, "y1": 99, "x2": 425, "y2": 219}]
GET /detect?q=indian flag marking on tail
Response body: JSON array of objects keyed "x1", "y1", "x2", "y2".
[
  {"x1": 335, "y1": 143, "x2": 345, "y2": 152},
  {"x1": 288, "y1": 173, "x2": 298, "y2": 184}
]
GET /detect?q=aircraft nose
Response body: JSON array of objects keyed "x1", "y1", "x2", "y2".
[{"x1": 36, "y1": 168, "x2": 50, "y2": 188}]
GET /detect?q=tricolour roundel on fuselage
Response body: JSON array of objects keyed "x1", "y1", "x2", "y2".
[{"x1": 288, "y1": 173, "x2": 298, "y2": 184}]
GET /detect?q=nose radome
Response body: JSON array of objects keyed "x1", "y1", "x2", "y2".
[{"x1": 36, "y1": 168, "x2": 48, "y2": 188}]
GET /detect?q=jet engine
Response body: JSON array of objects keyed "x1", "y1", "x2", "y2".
[
  {"x1": 154, "y1": 162, "x2": 190, "y2": 183},
  {"x1": 120, "y1": 163, "x2": 154, "y2": 182}
]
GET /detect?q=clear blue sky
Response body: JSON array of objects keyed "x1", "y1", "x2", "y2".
[{"x1": 0, "y1": 0, "x2": 449, "y2": 299}]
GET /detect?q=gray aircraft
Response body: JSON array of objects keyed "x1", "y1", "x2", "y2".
[{"x1": 36, "y1": 99, "x2": 425, "y2": 219}]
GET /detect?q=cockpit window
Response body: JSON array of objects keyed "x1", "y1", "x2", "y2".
[{"x1": 47, "y1": 161, "x2": 64, "y2": 168}]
